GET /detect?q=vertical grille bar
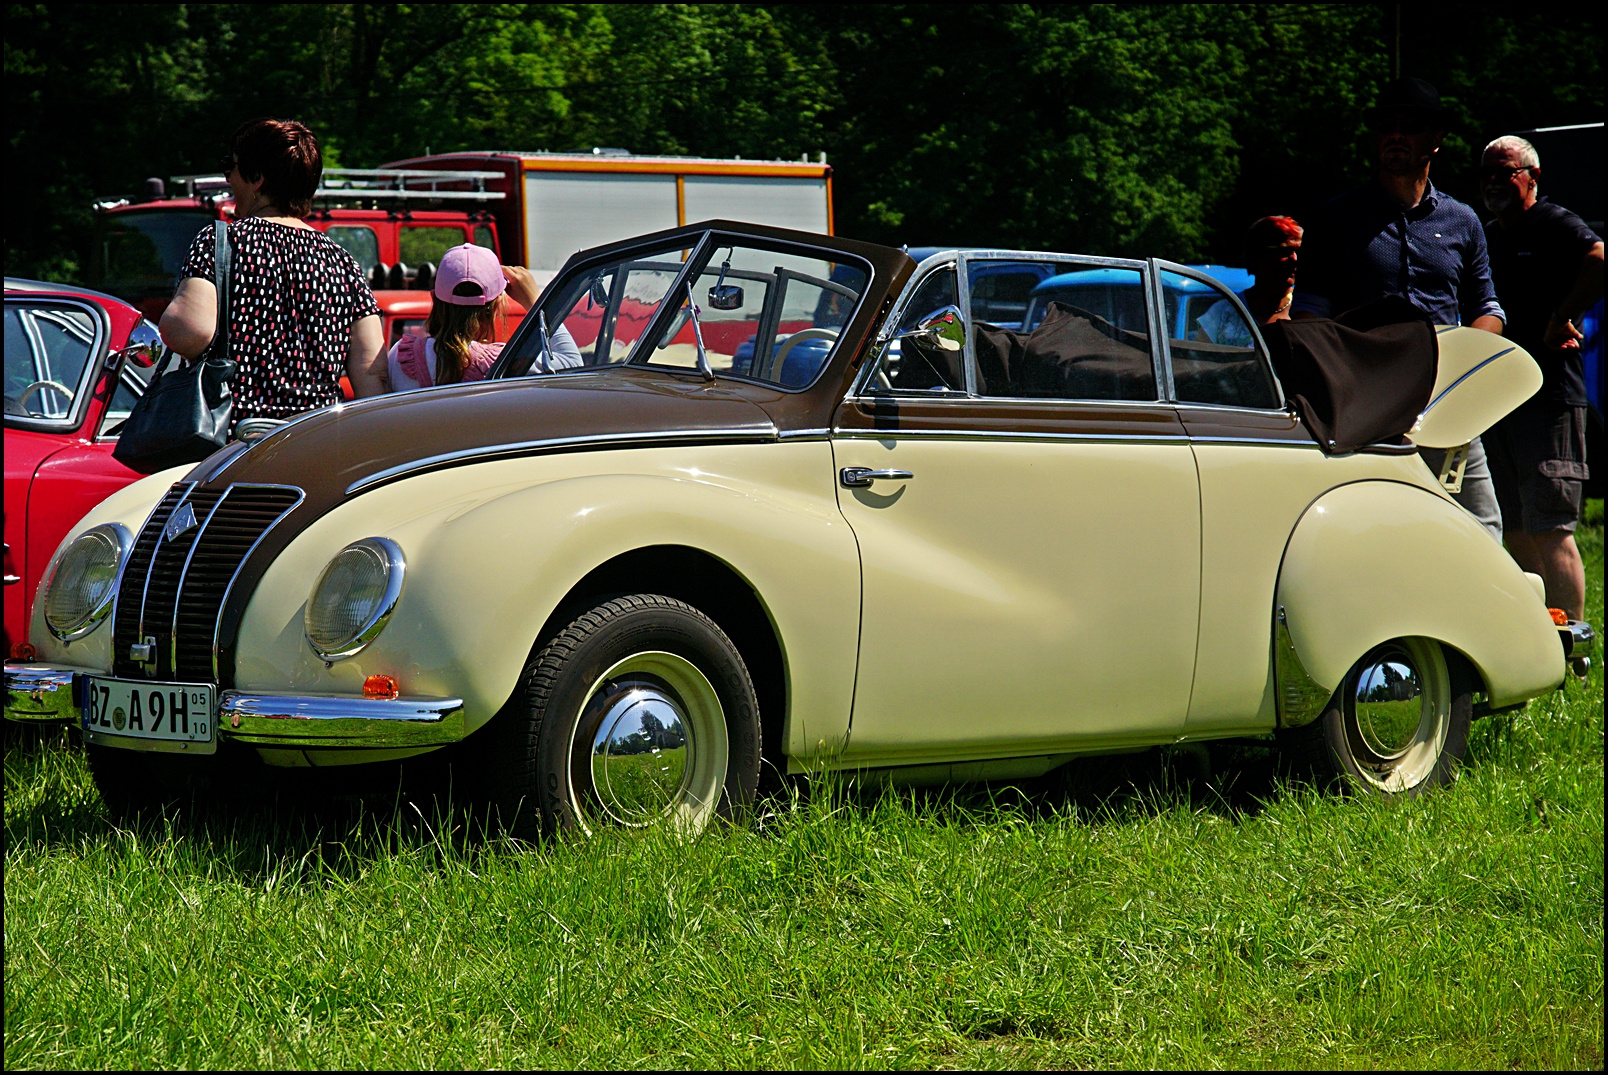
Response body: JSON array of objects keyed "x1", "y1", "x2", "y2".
[{"x1": 110, "y1": 483, "x2": 189, "y2": 678}]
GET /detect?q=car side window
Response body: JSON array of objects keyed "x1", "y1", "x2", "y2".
[
  {"x1": 983, "y1": 265, "x2": 1157, "y2": 401},
  {"x1": 1160, "y1": 270, "x2": 1279, "y2": 409},
  {"x1": 867, "y1": 266, "x2": 965, "y2": 393}
]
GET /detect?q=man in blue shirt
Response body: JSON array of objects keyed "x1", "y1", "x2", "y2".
[{"x1": 1293, "y1": 77, "x2": 1506, "y2": 539}]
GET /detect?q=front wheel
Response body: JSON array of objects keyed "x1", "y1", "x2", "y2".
[
  {"x1": 480, "y1": 595, "x2": 761, "y2": 840},
  {"x1": 1280, "y1": 637, "x2": 1472, "y2": 797}
]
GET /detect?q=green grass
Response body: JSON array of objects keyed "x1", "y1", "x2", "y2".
[{"x1": 5, "y1": 508, "x2": 1603, "y2": 1069}]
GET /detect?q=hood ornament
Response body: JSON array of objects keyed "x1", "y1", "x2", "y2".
[{"x1": 164, "y1": 501, "x2": 198, "y2": 542}]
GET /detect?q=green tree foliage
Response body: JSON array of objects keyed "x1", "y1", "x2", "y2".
[{"x1": 4, "y1": 3, "x2": 1602, "y2": 281}]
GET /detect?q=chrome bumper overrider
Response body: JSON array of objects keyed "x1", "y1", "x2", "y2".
[{"x1": 4, "y1": 663, "x2": 466, "y2": 749}]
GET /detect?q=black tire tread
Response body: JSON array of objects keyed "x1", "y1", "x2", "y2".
[{"x1": 478, "y1": 593, "x2": 760, "y2": 840}]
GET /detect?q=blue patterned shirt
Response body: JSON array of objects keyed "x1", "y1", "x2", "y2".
[{"x1": 1293, "y1": 179, "x2": 1505, "y2": 327}]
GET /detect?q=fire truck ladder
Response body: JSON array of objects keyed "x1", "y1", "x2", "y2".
[{"x1": 166, "y1": 168, "x2": 506, "y2": 203}]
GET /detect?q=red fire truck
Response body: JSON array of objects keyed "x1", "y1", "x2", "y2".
[
  {"x1": 89, "y1": 167, "x2": 521, "y2": 349},
  {"x1": 89, "y1": 150, "x2": 834, "y2": 330}
]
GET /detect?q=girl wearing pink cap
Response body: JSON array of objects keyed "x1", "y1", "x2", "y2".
[{"x1": 386, "y1": 244, "x2": 577, "y2": 391}]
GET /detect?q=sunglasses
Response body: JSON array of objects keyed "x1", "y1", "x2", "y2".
[
  {"x1": 1371, "y1": 114, "x2": 1433, "y2": 136},
  {"x1": 218, "y1": 154, "x2": 236, "y2": 174},
  {"x1": 1479, "y1": 165, "x2": 1533, "y2": 182}
]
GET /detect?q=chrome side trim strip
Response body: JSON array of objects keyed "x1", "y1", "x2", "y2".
[
  {"x1": 776, "y1": 427, "x2": 832, "y2": 440},
  {"x1": 211, "y1": 484, "x2": 307, "y2": 682},
  {"x1": 219, "y1": 690, "x2": 466, "y2": 749},
  {"x1": 169, "y1": 487, "x2": 233, "y2": 675},
  {"x1": 832, "y1": 428, "x2": 1189, "y2": 444},
  {"x1": 345, "y1": 426, "x2": 779, "y2": 495},
  {"x1": 1419, "y1": 347, "x2": 1516, "y2": 415},
  {"x1": 3, "y1": 663, "x2": 80, "y2": 723},
  {"x1": 1189, "y1": 436, "x2": 1323, "y2": 448}
]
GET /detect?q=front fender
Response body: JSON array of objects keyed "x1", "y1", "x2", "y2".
[
  {"x1": 27, "y1": 464, "x2": 196, "y2": 671},
  {"x1": 1275, "y1": 480, "x2": 1562, "y2": 716},
  {"x1": 233, "y1": 442, "x2": 860, "y2": 754}
]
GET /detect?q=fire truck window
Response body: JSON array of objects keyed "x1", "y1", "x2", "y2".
[
  {"x1": 326, "y1": 226, "x2": 380, "y2": 273},
  {"x1": 399, "y1": 226, "x2": 467, "y2": 270},
  {"x1": 472, "y1": 225, "x2": 496, "y2": 253},
  {"x1": 97, "y1": 210, "x2": 212, "y2": 294}
]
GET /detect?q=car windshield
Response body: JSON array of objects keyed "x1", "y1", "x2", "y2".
[
  {"x1": 643, "y1": 244, "x2": 867, "y2": 388},
  {"x1": 94, "y1": 210, "x2": 212, "y2": 297},
  {"x1": 502, "y1": 236, "x2": 870, "y2": 390}
]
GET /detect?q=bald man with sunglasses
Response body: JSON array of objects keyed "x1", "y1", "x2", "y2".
[{"x1": 1293, "y1": 77, "x2": 1506, "y2": 540}]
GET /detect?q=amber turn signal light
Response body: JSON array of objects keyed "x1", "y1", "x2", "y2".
[
  {"x1": 363, "y1": 674, "x2": 400, "y2": 700},
  {"x1": 10, "y1": 642, "x2": 37, "y2": 661},
  {"x1": 1549, "y1": 608, "x2": 1570, "y2": 626}
]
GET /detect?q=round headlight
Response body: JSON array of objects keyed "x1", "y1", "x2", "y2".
[
  {"x1": 44, "y1": 524, "x2": 130, "y2": 641},
  {"x1": 305, "y1": 537, "x2": 405, "y2": 661}
]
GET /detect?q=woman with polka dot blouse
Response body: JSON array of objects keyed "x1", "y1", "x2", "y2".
[{"x1": 160, "y1": 118, "x2": 386, "y2": 426}]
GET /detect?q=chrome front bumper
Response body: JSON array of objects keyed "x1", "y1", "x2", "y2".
[{"x1": 4, "y1": 663, "x2": 466, "y2": 749}]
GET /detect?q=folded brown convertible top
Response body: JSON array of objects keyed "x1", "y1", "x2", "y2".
[{"x1": 1262, "y1": 296, "x2": 1437, "y2": 454}]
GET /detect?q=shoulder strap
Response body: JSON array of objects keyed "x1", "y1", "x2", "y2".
[{"x1": 208, "y1": 220, "x2": 232, "y2": 361}]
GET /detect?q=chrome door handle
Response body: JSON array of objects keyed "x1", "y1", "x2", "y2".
[{"x1": 840, "y1": 467, "x2": 914, "y2": 488}]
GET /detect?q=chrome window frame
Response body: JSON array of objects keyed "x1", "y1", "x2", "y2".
[
  {"x1": 848, "y1": 249, "x2": 1170, "y2": 407},
  {"x1": 1150, "y1": 258, "x2": 1289, "y2": 412},
  {"x1": 3, "y1": 296, "x2": 109, "y2": 434}
]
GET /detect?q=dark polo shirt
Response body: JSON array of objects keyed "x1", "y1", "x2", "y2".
[
  {"x1": 1294, "y1": 179, "x2": 1504, "y2": 329},
  {"x1": 1484, "y1": 196, "x2": 1600, "y2": 407}
]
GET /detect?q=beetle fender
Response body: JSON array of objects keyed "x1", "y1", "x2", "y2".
[{"x1": 1275, "y1": 480, "x2": 1562, "y2": 715}]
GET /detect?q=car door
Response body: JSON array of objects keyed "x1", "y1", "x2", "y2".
[
  {"x1": 831, "y1": 253, "x2": 1202, "y2": 762},
  {"x1": 4, "y1": 296, "x2": 143, "y2": 651}
]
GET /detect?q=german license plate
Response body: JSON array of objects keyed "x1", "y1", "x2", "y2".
[{"x1": 81, "y1": 676, "x2": 215, "y2": 746}]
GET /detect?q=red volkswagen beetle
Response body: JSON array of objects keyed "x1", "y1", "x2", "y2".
[{"x1": 4, "y1": 279, "x2": 154, "y2": 657}]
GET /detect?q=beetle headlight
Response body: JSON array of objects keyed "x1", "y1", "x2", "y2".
[
  {"x1": 305, "y1": 537, "x2": 405, "y2": 661},
  {"x1": 43, "y1": 524, "x2": 131, "y2": 641}
]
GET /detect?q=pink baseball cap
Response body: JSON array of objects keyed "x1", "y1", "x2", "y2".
[{"x1": 434, "y1": 243, "x2": 507, "y2": 305}]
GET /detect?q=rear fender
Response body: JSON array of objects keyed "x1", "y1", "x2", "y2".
[{"x1": 1274, "y1": 480, "x2": 1562, "y2": 719}]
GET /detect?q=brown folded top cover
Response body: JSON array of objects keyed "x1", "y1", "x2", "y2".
[
  {"x1": 973, "y1": 302, "x2": 1157, "y2": 400},
  {"x1": 1260, "y1": 296, "x2": 1437, "y2": 453}
]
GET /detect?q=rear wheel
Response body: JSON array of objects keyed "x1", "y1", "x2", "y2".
[
  {"x1": 1281, "y1": 637, "x2": 1471, "y2": 797},
  {"x1": 480, "y1": 594, "x2": 761, "y2": 840}
]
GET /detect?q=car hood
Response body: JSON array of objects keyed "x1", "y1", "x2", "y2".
[{"x1": 194, "y1": 367, "x2": 779, "y2": 506}]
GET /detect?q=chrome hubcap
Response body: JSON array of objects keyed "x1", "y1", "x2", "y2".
[
  {"x1": 569, "y1": 651, "x2": 727, "y2": 834},
  {"x1": 1353, "y1": 649, "x2": 1423, "y2": 759},
  {"x1": 1346, "y1": 638, "x2": 1450, "y2": 794},
  {"x1": 589, "y1": 682, "x2": 691, "y2": 824}
]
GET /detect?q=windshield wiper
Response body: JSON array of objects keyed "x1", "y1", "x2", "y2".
[{"x1": 684, "y1": 281, "x2": 715, "y2": 382}]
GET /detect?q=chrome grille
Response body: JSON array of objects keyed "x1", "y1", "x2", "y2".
[{"x1": 112, "y1": 483, "x2": 303, "y2": 681}]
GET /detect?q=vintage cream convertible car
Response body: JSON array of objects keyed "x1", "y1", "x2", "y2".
[{"x1": 4, "y1": 221, "x2": 1591, "y2": 834}]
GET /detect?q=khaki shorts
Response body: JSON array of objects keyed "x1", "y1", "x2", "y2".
[{"x1": 1486, "y1": 404, "x2": 1589, "y2": 534}]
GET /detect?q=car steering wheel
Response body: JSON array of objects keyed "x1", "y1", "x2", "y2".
[
  {"x1": 768, "y1": 327, "x2": 839, "y2": 379},
  {"x1": 16, "y1": 380, "x2": 73, "y2": 416}
]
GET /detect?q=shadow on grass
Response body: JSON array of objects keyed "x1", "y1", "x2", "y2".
[{"x1": 5, "y1": 726, "x2": 1310, "y2": 876}]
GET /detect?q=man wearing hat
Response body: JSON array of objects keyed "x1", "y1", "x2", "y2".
[{"x1": 1293, "y1": 77, "x2": 1506, "y2": 540}]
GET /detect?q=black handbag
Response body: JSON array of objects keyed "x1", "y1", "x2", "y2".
[{"x1": 112, "y1": 221, "x2": 237, "y2": 473}]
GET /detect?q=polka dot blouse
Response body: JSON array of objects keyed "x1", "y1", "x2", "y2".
[{"x1": 181, "y1": 218, "x2": 380, "y2": 421}]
